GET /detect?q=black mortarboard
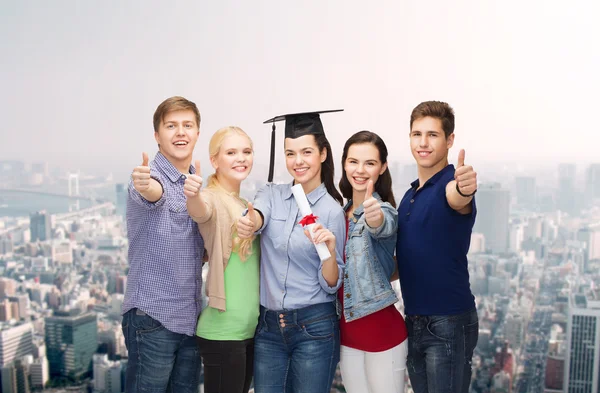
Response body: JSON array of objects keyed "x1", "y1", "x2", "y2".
[{"x1": 263, "y1": 109, "x2": 343, "y2": 182}]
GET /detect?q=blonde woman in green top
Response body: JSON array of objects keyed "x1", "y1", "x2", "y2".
[{"x1": 185, "y1": 126, "x2": 259, "y2": 393}]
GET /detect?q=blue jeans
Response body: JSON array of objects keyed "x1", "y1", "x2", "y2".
[
  {"x1": 405, "y1": 308, "x2": 478, "y2": 393},
  {"x1": 254, "y1": 302, "x2": 340, "y2": 393},
  {"x1": 122, "y1": 308, "x2": 201, "y2": 393}
]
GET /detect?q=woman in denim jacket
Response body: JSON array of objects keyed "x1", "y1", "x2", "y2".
[{"x1": 337, "y1": 131, "x2": 408, "y2": 393}]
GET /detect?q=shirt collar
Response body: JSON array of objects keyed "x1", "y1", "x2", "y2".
[
  {"x1": 153, "y1": 152, "x2": 195, "y2": 183},
  {"x1": 411, "y1": 164, "x2": 455, "y2": 190},
  {"x1": 282, "y1": 181, "x2": 328, "y2": 206}
]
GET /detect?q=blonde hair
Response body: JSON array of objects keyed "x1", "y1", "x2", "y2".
[{"x1": 206, "y1": 126, "x2": 255, "y2": 261}]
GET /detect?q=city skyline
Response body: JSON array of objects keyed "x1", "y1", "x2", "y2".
[{"x1": 1, "y1": 1, "x2": 599, "y2": 178}]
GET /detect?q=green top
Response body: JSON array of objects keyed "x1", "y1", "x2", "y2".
[{"x1": 196, "y1": 238, "x2": 260, "y2": 340}]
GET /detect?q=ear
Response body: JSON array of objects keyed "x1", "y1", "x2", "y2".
[
  {"x1": 154, "y1": 131, "x2": 160, "y2": 149},
  {"x1": 446, "y1": 133, "x2": 455, "y2": 149},
  {"x1": 209, "y1": 155, "x2": 218, "y2": 170},
  {"x1": 320, "y1": 147, "x2": 327, "y2": 163},
  {"x1": 380, "y1": 162, "x2": 388, "y2": 175}
]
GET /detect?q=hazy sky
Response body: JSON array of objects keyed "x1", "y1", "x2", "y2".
[{"x1": 1, "y1": 1, "x2": 598, "y2": 182}]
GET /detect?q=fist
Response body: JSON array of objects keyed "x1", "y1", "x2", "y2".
[
  {"x1": 455, "y1": 149, "x2": 477, "y2": 197},
  {"x1": 236, "y1": 202, "x2": 257, "y2": 239},
  {"x1": 132, "y1": 152, "x2": 151, "y2": 193},
  {"x1": 184, "y1": 161, "x2": 203, "y2": 198},
  {"x1": 363, "y1": 180, "x2": 383, "y2": 227}
]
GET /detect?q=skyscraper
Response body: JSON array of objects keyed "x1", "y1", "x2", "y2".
[
  {"x1": 564, "y1": 293, "x2": 600, "y2": 393},
  {"x1": 557, "y1": 163, "x2": 578, "y2": 215},
  {"x1": 515, "y1": 176, "x2": 536, "y2": 207},
  {"x1": 0, "y1": 322, "x2": 33, "y2": 368},
  {"x1": 473, "y1": 183, "x2": 510, "y2": 254},
  {"x1": 29, "y1": 211, "x2": 51, "y2": 242},
  {"x1": 115, "y1": 183, "x2": 127, "y2": 218},
  {"x1": 585, "y1": 163, "x2": 600, "y2": 201},
  {"x1": 45, "y1": 310, "x2": 97, "y2": 379}
]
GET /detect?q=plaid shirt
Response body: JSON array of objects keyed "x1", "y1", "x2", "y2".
[{"x1": 122, "y1": 152, "x2": 204, "y2": 336}]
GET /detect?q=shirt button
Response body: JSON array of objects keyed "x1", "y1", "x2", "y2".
[
  {"x1": 410, "y1": 199, "x2": 415, "y2": 203},
  {"x1": 345, "y1": 273, "x2": 349, "y2": 279},
  {"x1": 353, "y1": 218, "x2": 357, "y2": 223},
  {"x1": 349, "y1": 312, "x2": 354, "y2": 317},
  {"x1": 345, "y1": 293, "x2": 351, "y2": 299},
  {"x1": 406, "y1": 212, "x2": 410, "y2": 216}
]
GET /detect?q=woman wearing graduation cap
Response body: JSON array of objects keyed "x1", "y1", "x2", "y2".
[{"x1": 237, "y1": 110, "x2": 346, "y2": 393}]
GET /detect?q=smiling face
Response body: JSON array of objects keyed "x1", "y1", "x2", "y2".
[
  {"x1": 154, "y1": 109, "x2": 199, "y2": 169},
  {"x1": 344, "y1": 143, "x2": 387, "y2": 195},
  {"x1": 410, "y1": 116, "x2": 454, "y2": 172},
  {"x1": 284, "y1": 134, "x2": 326, "y2": 194},
  {"x1": 211, "y1": 132, "x2": 253, "y2": 188}
]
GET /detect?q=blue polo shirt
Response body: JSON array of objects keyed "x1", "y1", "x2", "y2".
[{"x1": 396, "y1": 164, "x2": 476, "y2": 316}]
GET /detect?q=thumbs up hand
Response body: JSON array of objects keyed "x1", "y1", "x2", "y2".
[
  {"x1": 132, "y1": 152, "x2": 152, "y2": 193},
  {"x1": 362, "y1": 180, "x2": 383, "y2": 228},
  {"x1": 454, "y1": 149, "x2": 477, "y2": 197},
  {"x1": 184, "y1": 160, "x2": 203, "y2": 198},
  {"x1": 237, "y1": 202, "x2": 258, "y2": 239}
]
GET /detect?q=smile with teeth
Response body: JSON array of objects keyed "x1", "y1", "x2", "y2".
[
  {"x1": 417, "y1": 151, "x2": 431, "y2": 157},
  {"x1": 353, "y1": 177, "x2": 369, "y2": 184},
  {"x1": 294, "y1": 168, "x2": 309, "y2": 175},
  {"x1": 174, "y1": 141, "x2": 188, "y2": 146},
  {"x1": 232, "y1": 165, "x2": 247, "y2": 172}
]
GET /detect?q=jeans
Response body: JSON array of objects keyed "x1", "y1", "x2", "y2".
[
  {"x1": 122, "y1": 308, "x2": 202, "y2": 393},
  {"x1": 197, "y1": 337, "x2": 254, "y2": 393},
  {"x1": 405, "y1": 308, "x2": 478, "y2": 393},
  {"x1": 253, "y1": 302, "x2": 340, "y2": 393}
]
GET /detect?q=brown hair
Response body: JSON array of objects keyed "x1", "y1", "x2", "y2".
[
  {"x1": 410, "y1": 101, "x2": 455, "y2": 138},
  {"x1": 153, "y1": 96, "x2": 201, "y2": 132},
  {"x1": 339, "y1": 131, "x2": 396, "y2": 208}
]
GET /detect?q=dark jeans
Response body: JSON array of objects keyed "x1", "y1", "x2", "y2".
[
  {"x1": 253, "y1": 302, "x2": 340, "y2": 393},
  {"x1": 406, "y1": 308, "x2": 478, "y2": 393},
  {"x1": 121, "y1": 308, "x2": 201, "y2": 393},
  {"x1": 197, "y1": 337, "x2": 254, "y2": 393}
]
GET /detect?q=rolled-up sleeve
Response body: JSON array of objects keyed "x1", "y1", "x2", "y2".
[
  {"x1": 366, "y1": 202, "x2": 398, "y2": 239},
  {"x1": 252, "y1": 184, "x2": 273, "y2": 234},
  {"x1": 318, "y1": 208, "x2": 345, "y2": 293},
  {"x1": 127, "y1": 168, "x2": 166, "y2": 210}
]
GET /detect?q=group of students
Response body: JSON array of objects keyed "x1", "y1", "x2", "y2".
[{"x1": 122, "y1": 96, "x2": 479, "y2": 393}]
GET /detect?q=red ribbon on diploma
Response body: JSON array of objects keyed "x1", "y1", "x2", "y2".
[{"x1": 299, "y1": 214, "x2": 318, "y2": 227}]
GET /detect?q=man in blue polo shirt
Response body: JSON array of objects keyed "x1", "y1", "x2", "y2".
[{"x1": 396, "y1": 101, "x2": 479, "y2": 393}]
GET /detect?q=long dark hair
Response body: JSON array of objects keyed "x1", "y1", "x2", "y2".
[
  {"x1": 339, "y1": 131, "x2": 396, "y2": 208},
  {"x1": 314, "y1": 134, "x2": 343, "y2": 206}
]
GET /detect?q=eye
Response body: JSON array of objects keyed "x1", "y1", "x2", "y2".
[
  {"x1": 286, "y1": 152, "x2": 294, "y2": 157},
  {"x1": 167, "y1": 124, "x2": 175, "y2": 129},
  {"x1": 303, "y1": 150, "x2": 312, "y2": 155}
]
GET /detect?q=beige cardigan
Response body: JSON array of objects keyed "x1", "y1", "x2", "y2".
[{"x1": 189, "y1": 189, "x2": 246, "y2": 311}]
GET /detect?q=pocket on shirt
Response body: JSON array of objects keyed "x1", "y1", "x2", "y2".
[
  {"x1": 264, "y1": 216, "x2": 287, "y2": 239},
  {"x1": 167, "y1": 197, "x2": 187, "y2": 214}
]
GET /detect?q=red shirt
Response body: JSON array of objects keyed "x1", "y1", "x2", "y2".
[{"x1": 339, "y1": 219, "x2": 408, "y2": 352}]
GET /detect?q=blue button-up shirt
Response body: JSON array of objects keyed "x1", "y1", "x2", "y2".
[
  {"x1": 396, "y1": 164, "x2": 476, "y2": 316},
  {"x1": 123, "y1": 152, "x2": 204, "y2": 336},
  {"x1": 253, "y1": 182, "x2": 345, "y2": 310}
]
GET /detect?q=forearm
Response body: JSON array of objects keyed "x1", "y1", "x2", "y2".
[
  {"x1": 139, "y1": 179, "x2": 163, "y2": 203},
  {"x1": 186, "y1": 194, "x2": 209, "y2": 221},
  {"x1": 321, "y1": 257, "x2": 339, "y2": 287},
  {"x1": 446, "y1": 180, "x2": 473, "y2": 213}
]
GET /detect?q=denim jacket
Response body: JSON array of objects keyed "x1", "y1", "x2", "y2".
[{"x1": 342, "y1": 192, "x2": 399, "y2": 322}]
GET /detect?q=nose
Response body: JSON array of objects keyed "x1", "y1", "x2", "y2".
[
  {"x1": 176, "y1": 125, "x2": 185, "y2": 136},
  {"x1": 356, "y1": 163, "x2": 366, "y2": 173},
  {"x1": 419, "y1": 134, "x2": 428, "y2": 147},
  {"x1": 236, "y1": 152, "x2": 246, "y2": 162},
  {"x1": 295, "y1": 154, "x2": 303, "y2": 165}
]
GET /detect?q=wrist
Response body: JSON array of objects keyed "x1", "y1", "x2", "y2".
[{"x1": 456, "y1": 182, "x2": 476, "y2": 198}]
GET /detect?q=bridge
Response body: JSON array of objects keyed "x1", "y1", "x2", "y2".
[{"x1": 0, "y1": 187, "x2": 109, "y2": 203}]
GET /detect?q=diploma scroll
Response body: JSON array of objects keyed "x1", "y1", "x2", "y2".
[{"x1": 291, "y1": 184, "x2": 332, "y2": 262}]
